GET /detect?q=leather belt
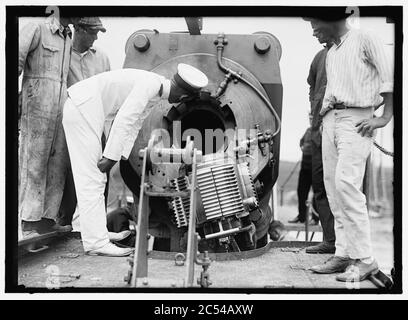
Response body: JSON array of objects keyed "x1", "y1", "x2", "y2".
[{"x1": 332, "y1": 103, "x2": 358, "y2": 110}]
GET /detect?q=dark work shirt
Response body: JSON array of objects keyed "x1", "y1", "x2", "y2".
[{"x1": 307, "y1": 47, "x2": 328, "y2": 132}]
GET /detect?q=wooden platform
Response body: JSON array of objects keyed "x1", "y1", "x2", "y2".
[{"x1": 17, "y1": 233, "x2": 378, "y2": 290}]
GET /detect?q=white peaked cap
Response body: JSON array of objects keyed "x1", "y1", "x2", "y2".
[{"x1": 176, "y1": 63, "x2": 209, "y2": 91}]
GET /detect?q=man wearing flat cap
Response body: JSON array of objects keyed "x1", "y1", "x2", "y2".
[
  {"x1": 68, "y1": 17, "x2": 110, "y2": 87},
  {"x1": 304, "y1": 8, "x2": 394, "y2": 282},
  {"x1": 59, "y1": 17, "x2": 111, "y2": 231},
  {"x1": 62, "y1": 64, "x2": 209, "y2": 256}
]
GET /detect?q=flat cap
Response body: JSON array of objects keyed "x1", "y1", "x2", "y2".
[
  {"x1": 302, "y1": 7, "x2": 352, "y2": 22},
  {"x1": 174, "y1": 63, "x2": 208, "y2": 93},
  {"x1": 77, "y1": 17, "x2": 106, "y2": 32}
]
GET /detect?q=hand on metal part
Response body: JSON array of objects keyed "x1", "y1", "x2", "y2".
[
  {"x1": 355, "y1": 117, "x2": 387, "y2": 137},
  {"x1": 97, "y1": 157, "x2": 117, "y2": 173}
]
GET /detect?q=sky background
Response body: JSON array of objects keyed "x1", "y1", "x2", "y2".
[{"x1": 19, "y1": 16, "x2": 395, "y2": 165}]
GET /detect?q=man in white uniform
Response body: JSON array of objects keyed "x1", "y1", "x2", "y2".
[
  {"x1": 59, "y1": 17, "x2": 111, "y2": 230},
  {"x1": 62, "y1": 64, "x2": 209, "y2": 256}
]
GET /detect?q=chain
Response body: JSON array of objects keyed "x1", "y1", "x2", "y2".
[{"x1": 373, "y1": 140, "x2": 394, "y2": 157}]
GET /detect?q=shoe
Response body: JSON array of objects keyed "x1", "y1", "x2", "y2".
[
  {"x1": 22, "y1": 230, "x2": 41, "y2": 240},
  {"x1": 336, "y1": 259, "x2": 379, "y2": 282},
  {"x1": 108, "y1": 230, "x2": 131, "y2": 242},
  {"x1": 288, "y1": 216, "x2": 305, "y2": 223},
  {"x1": 40, "y1": 218, "x2": 72, "y2": 233},
  {"x1": 86, "y1": 242, "x2": 133, "y2": 257},
  {"x1": 310, "y1": 256, "x2": 354, "y2": 274},
  {"x1": 309, "y1": 218, "x2": 319, "y2": 226},
  {"x1": 50, "y1": 223, "x2": 73, "y2": 233},
  {"x1": 305, "y1": 242, "x2": 336, "y2": 254}
]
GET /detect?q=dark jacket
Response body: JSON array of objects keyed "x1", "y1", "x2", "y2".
[
  {"x1": 300, "y1": 127, "x2": 313, "y2": 157},
  {"x1": 307, "y1": 47, "x2": 328, "y2": 146}
]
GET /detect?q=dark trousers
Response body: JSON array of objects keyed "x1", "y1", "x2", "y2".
[
  {"x1": 107, "y1": 207, "x2": 132, "y2": 232},
  {"x1": 58, "y1": 165, "x2": 77, "y2": 225},
  {"x1": 297, "y1": 156, "x2": 312, "y2": 221},
  {"x1": 106, "y1": 206, "x2": 136, "y2": 247},
  {"x1": 311, "y1": 130, "x2": 335, "y2": 244}
]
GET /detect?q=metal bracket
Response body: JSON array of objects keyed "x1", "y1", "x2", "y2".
[{"x1": 128, "y1": 136, "x2": 203, "y2": 288}]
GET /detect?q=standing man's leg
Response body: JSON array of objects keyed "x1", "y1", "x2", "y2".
[
  {"x1": 306, "y1": 131, "x2": 336, "y2": 253},
  {"x1": 296, "y1": 162, "x2": 311, "y2": 222},
  {"x1": 57, "y1": 162, "x2": 77, "y2": 226},
  {"x1": 58, "y1": 132, "x2": 109, "y2": 227},
  {"x1": 62, "y1": 98, "x2": 109, "y2": 252},
  {"x1": 62, "y1": 98, "x2": 132, "y2": 256},
  {"x1": 19, "y1": 87, "x2": 65, "y2": 236},
  {"x1": 43, "y1": 117, "x2": 71, "y2": 231},
  {"x1": 334, "y1": 108, "x2": 378, "y2": 281},
  {"x1": 290, "y1": 157, "x2": 312, "y2": 223},
  {"x1": 310, "y1": 110, "x2": 353, "y2": 273}
]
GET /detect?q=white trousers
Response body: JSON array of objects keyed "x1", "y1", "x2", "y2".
[
  {"x1": 62, "y1": 98, "x2": 109, "y2": 251},
  {"x1": 322, "y1": 107, "x2": 374, "y2": 259}
]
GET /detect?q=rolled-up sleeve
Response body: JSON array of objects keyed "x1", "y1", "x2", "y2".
[
  {"x1": 363, "y1": 31, "x2": 394, "y2": 94},
  {"x1": 103, "y1": 75, "x2": 162, "y2": 161},
  {"x1": 19, "y1": 22, "x2": 41, "y2": 76}
]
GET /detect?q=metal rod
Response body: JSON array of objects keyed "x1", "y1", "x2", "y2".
[
  {"x1": 203, "y1": 224, "x2": 252, "y2": 240},
  {"x1": 185, "y1": 149, "x2": 199, "y2": 287},
  {"x1": 131, "y1": 148, "x2": 149, "y2": 288}
]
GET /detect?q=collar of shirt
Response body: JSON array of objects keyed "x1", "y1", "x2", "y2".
[
  {"x1": 333, "y1": 29, "x2": 352, "y2": 49},
  {"x1": 161, "y1": 79, "x2": 171, "y2": 100},
  {"x1": 45, "y1": 16, "x2": 65, "y2": 36},
  {"x1": 73, "y1": 46, "x2": 96, "y2": 58}
]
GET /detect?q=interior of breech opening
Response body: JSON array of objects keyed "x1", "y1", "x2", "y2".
[{"x1": 177, "y1": 109, "x2": 227, "y2": 155}]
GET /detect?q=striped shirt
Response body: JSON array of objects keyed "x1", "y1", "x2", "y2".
[{"x1": 321, "y1": 28, "x2": 393, "y2": 115}]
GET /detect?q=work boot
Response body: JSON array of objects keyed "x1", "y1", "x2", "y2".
[
  {"x1": 310, "y1": 256, "x2": 354, "y2": 274},
  {"x1": 21, "y1": 221, "x2": 42, "y2": 240},
  {"x1": 21, "y1": 230, "x2": 41, "y2": 240},
  {"x1": 41, "y1": 218, "x2": 73, "y2": 233},
  {"x1": 288, "y1": 216, "x2": 305, "y2": 223},
  {"x1": 86, "y1": 242, "x2": 134, "y2": 257},
  {"x1": 306, "y1": 242, "x2": 335, "y2": 254},
  {"x1": 336, "y1": 259, "x2": 379, "y2": 282},
  {"x1": 309, "y1": 214, "x2": 319, "y2": 225}
]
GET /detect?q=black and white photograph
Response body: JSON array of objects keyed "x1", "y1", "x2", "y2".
[{"x1": 1, "y1": 0, "x2": 405, "y2": 303}]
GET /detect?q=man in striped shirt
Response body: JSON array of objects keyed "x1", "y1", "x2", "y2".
[{"x1": 305, "y1": 10, "x2": 394, "y2": 282}]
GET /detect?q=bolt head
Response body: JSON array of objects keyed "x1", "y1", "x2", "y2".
[
  {"x1": 134, "y1": 34, "x2": 150, "y2": 52},
  {"x1": 254, "y1": 36, "x2": 271, "y2": 54}
]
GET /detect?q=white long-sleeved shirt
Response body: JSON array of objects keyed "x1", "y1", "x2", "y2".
[
  {"x1": 321, "y1": 28, "x2": 393, "y2": 115},
  {"x1": 67, "y1": 68, "x2": 170, "y2": 161}
]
